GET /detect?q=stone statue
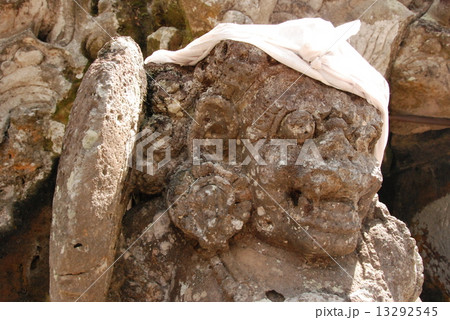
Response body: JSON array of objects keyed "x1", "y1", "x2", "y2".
[
  {"x1": 0, "y1": 0, "x2": 442, "y2": 304},
  {"x1": 107, "y1": 40, "x2": 423, "y2": 301}
]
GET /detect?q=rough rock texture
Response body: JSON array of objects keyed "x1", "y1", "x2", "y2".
[
  {"x1": 0, "y1": 0, "x2": 116, "y2": 238},
  {"x1": 346, "y1": 0, "x2": 414, "y2": 77},
  {"x1": 0, "y1": 0, "x2": 93, "y2": 301},
  {"x1": 389, "y1": 6, "x2": 450, "y2": 135},
  {"x1": 270, "y1": 0, "x2": 416, "y2": 77},
  {"x1": 411, "y1": 195, "x2": 450, "y2": 301},
  {"x1": 0, "y1": 31, "x2": 73, "y2": 234},
  {"x1": 108, "y1": 41, "x2": 423, "y2": 302},
  {"x1": 0, "y1": 0, "x2": 448, "y2": 301},
  {"x1": 49, "y1": 37, "x2": 146, "y2": 302},
  {"x1": 0, "y1": 0, "x2": 57, "y2": 39},
  {"x1": 0, "y1": 0, "x2": 132, "y2": 301},
  {"x1": 380, "y1": 0, "x2": 450, "y2": 301},
  {"x1": 380, "y1": 128, "x2": 450, "y2": 301},
  {"x1": 172, "y1": 0, "x2": 420, "y2": 77},
  {"x1": 0, "y1": 169, "x2": 55, "y2": 301},
  {"x1": 147, "y1": 27, "x2": 183, "y2": 55},
  {"x1": 178, "y1": 0, "x2": 278, "y2": 36}
]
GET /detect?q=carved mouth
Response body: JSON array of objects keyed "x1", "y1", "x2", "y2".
[{"x1": 291, "y1": 201, "x2": 361, "y2": 235}]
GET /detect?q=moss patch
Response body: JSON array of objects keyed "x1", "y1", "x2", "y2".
[
  {"x1": 52, "y1": 62, "x2": 91, "y2": 125},
  {"x1": 115, "y1": 0, "x2": 193, "y2": 54},
  {"x1": 152, "y1": 0, "x2": 187, "y2": 30},
  {"x1": 115, "y1": 0, "x2": 156, "y2": 54},
  {"x1": 52, "y1": 79, "x2": 81, "y2": 125}
]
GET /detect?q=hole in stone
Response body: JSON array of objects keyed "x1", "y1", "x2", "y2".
[
  {"x1": 265, "y1": 290, "x2": 285, "y2": 302},
  {"x1": 193, "y1": 242, "x2": 202, "y2": 251},
  {"x1": 221, "y1": 42, "x2": 228, "y2": 56},
  {"x1": 73, "y1": 243, "x2": 83, "y2": 249},
  {"x1": 36, "y1": 26, "x2": 53, "y2": 43},
  {"x1": 288, "y1": 190, "x2": 302, "y2": 207},
  {"x1": 37, "y1": 31, "x2": 48, "y2": 42},
  {"x1": 30, "y1": 255, "x2": 40, "y2": 270},
  {"x1": 91, "y1": 0, "x2": 99, "y2": 16}
]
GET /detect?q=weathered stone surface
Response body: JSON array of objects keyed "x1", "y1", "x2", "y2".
[
  {"x1": 380, "y1": 128, "x2": 450, "y2": 301},
  {"x1": 49, "y1": 37, "x2": 146, "y2": 302},
  {"x1": 270, "y1": 0, "x2": 415, "y2": 77},
  {"x1": 108, "y1": 41, "x2": 422, "y2": 301},
  {"x1": 0, "y1": 188, "x2": 54, "y2": 302},
  {"x1": 0, "y1": 0, "x2": 121, "y2": 235},
  {"x1": 0, "y1": 31, "x2": 74, "y2": 234},
  {"x1": 0, "y1": 0, "x2": 117, "y2": 67},
  {"x1": 147, "y1": 27, "x2": 183, "y2": 55},
  {"x1": 0, "y1": 0, "x2": 446, "y2": 302},
  {"x1": 389, "y1": 14, "x2": 450, "y2": 135},
  {"x1": 384, "y1": 5, "x2": 449, "y2": 289},
  {"x1": 0, "y1": 0, "x2": 129, "y2": 300},
  {"x1": 0, "y1": 1, "x2": 81, "y2": 301},
  {"x1": 423, "y1": 0, "x2": 450, "y2": 27},
  {"x1": 221, "y1": 10, "x2": 253, "y2": 24},
  {"x1": 346, "y1": 0, "x2": 414, "y2": 77},
  {"x1": 378, "y1": 0, "x2": 450, "y2": 302},
  {"x1": 178, "y1": 0, "x2": 277, "y2": 36},
  {"x1": 108, "y1": 197, "x2": 188, "y2": 302},
  {"x1": 411, "y1": 195, "x2": 450, "y2": 301},
  {"x1": 406, "y1": 0, "x2": 435, "y2": 15},
  {"x1": 0, "y1": 0, "x2": 57, "y2": 39}
]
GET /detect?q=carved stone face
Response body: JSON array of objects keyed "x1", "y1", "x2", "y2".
[
  {"x1": 143, "y1": 40, "x2": 383, "y2": 257},
  {"x1": 242, "y1": 76, "x2": 383, "y2": 257}
]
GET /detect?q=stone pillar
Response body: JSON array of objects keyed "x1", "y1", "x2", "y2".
[{"x1": 49, "y1": 37, "x2": 146, "y2": 301}]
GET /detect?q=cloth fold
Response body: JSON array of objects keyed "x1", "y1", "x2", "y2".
[{"x1": 145, "y1": 18, "x2": 389, "y2": 165}]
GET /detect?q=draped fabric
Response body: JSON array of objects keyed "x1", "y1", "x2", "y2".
[{"x1": 145, "y1": 18, "x2": 389, "y2": 165}]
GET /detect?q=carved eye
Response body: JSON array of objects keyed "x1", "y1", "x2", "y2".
[{"x1": 278, "y1": 110, "x2": 315, "y2": 144}]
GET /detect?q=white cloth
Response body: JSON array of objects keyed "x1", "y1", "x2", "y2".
[{"x1": 145, "y1": 18, "x2": 389, "y2": 165}]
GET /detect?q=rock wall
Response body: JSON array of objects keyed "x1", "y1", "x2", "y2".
[
  {"x1": 0, "y1": 0, "x2": 448, "y2": 301},
  {"x1": 0, "y1": 0, "x2": 114, "y2": 300}
]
